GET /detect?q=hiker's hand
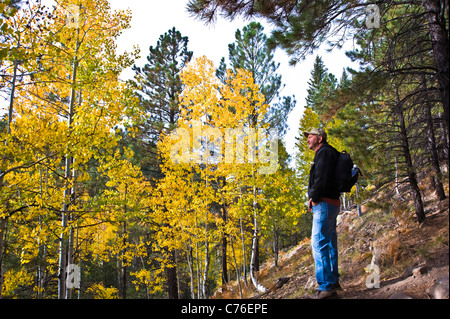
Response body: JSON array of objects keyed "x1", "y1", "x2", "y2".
[{"x1": 309, "y1": 199, "x2": 318, "y2": 211}]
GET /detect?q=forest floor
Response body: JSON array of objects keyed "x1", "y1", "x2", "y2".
[{"x1": 212, "y1": 185, "x2": 449, "y2": 299}]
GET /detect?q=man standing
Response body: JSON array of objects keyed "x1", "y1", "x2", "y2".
[{"x1": 304, "y1": 128, "x2": 341, "y2": 299}]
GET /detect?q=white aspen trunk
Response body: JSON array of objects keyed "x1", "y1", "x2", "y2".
[
  {"x1": 250, "y1": 193, "x2": 266, "y2": 294},
  {"x1": 65, "y1": 160, "x2": 76, "y2": 299},
  {"x1": 239, "y1": 216, "x2": 248, "y2": 287},
  {"x1": 181, "y1": 203, "x2": 195, "y2": 299},
  {"x1": 185, "y1": 244, "x2": 195, "y2": 299},
  {"x1": 7, "y1": 55, "x2": 19, "y2": 135},
  {"x1": 66, "y1": 220, "x2": 74, "y2": 299},
  {"x1": 0, "y1": 41, "x2": 20, "y2": 298},
  {"x1": 58, "y1": 24, "x2": 80, "y2": 299},
  {"x1": 250, "y1": 214, "x2": 266, "y2": 293},
  {"x1": 37, "y1": 215, "x2": 43, "y2": 298},
  {"x1": 0, "y1": 216, "x2": 6, "y2": 299},
  {"x1": 195, "y1": 212, "x2": 201, "y2": 299},
  {"x1": 230, "y1": 237, "x2": 243, "y2": 299},
  {"x1": 58, "y1": 151, "x2": 73, "y2": 299},
  {"x1": 37, "y1": 168, "x2": 43, "y2": 298},
  {"x1": 249, "y1": 136, "x2": 266, "y2": 293},
  {"x1": 76, "y1": 225, "x2": 80, "y2": 299},
  {"x1": 121, "y1": 184, "x2": 128, "y2": 299},
  {"x1": 121, "y1": 220, "x2": 127, "y2": 299},
  {"x1": 66, "y1": 90, "x2": 81, "y2": 297},
  {"x1": 202, "y1": 210, "x2": 210, "y2": 299},
  {"x1": 249, "y1": 138, "x2": 266, "y2": 293}
]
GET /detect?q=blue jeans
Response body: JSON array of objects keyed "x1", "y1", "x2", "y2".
[{"x1": 311, "y1": 201, "x2": 340, "y2": 291}]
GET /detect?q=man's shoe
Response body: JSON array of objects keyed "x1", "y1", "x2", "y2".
[
  {"x1": 332, "y1": 282, "x2": 343, "y2": 291},
  {"x1": 306, "y1": 289, "x2": 338, "y2": 299}
]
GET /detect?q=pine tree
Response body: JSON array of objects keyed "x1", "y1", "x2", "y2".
[
  {"x1": 329, "y1": 3, "x2": 447, "y2": 222},
  {"x1": 132, "y1": 27, "x2": 193, "y2": 179},
  {"x1": 188, "y1": 0, "x2": 448, "y2": 142},
  {"x1": 218, "y1": 22, "x2": 295, "y2": 136},
  {"x1": 130, "y1": 28, "x2": 193, "y2": 299},
  {"x1": 305, "y1": 55, "x2": 337, "y2": 118}
]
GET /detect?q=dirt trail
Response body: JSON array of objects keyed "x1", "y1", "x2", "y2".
[{"x1": 337, "y1": 206, "x2": 449, "y2": 299}]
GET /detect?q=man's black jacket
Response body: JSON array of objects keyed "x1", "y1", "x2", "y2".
[{"x1": 308, "y1": 143, "x2": 340, "y2": 203}]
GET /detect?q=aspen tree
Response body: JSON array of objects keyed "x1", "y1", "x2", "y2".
[{"x1": 1, "y1": 0, "x2": 139, "y2": 297}]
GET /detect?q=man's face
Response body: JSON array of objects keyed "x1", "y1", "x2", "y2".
[{"x1": 307, "y1": 134, "x2": 322, "y2": 151}]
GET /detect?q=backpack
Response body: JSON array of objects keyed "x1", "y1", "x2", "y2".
[{"x1": 335, "y1": 151, "x2": 361, "y2": 193}]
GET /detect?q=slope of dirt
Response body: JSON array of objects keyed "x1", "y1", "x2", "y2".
[
  {"x1": 213, "y1": 192, "x2": 449, "y2": 299},
  {"x1": 335, "y1": 201, "x2": 449, "y2": 299}
]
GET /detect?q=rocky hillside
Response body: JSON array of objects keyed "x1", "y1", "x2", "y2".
[{"x1": 213, "y1": 188, "x2": 449, "y2": 299}]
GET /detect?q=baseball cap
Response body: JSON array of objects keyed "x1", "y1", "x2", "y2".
[{"x1": 303, "y1": 128, "x2": 327, "y2": 141}]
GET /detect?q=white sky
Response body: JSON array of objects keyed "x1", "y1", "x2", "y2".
[{"x1": 108, "y1": 0, "x2": 360, "y2": 161}]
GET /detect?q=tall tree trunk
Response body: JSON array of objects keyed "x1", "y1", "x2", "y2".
[
  {"x1": 239, "y1": 216, "x2": 248, "y2": 287},
  {"x1": 250, "y1": 182, "x2": 266, "y2": 293},
  {"x1": 0, "y1": 216, "x2": 6, "y2": 299},
  {"x1": 394, "y1": 158, "x2": 404, "y2": 199},
  {"x1": 422, "y1": 0, "x2": 450, "y2": 134},
  {"x1": 65, "y1": 214, "x2": 74, "y2": 299},
  {"x1": 120, "y1": 185, "x2": 128, "y2": 299},
  {"x1": 395, "y1": 90, "x2": 426, "y2": 223},
  {"x1": 272, "y1": 223, "x2": 279, "y2": 268},
  {"x1": 230, "y1": 237, "x2": 243, "y2": 299},
  {"x1": 195, "y1": 213, "x2": 201, "y2": 299},
  {"x1": 250, "y1": 210, "x2": 266, "y2": 293},
  {"x1": 166, "y1": 249, "x2": 178, "y2": 299},
  {"x1": 7, "y1": 58, "x2": 18, "y2": 135},
  {"x1": 0, "y1": 39, "x2": 20, "y2": 298},
  {"x1": 65, "y1": 162, "x2": 77, "y2": 299},
  {"x1": 219, "y1": 192, "x2": 228, "y2": 290},
  {"x1": 421, "y1": 76, "x2": 447, "y2": 200},
  {"x1": 121, "y1": 221, "x2": 127, "y2": 299},
  {"x1": 58, "y1": 158, "x2": 71, "y2": 299},
  {"x1": 202, "y1": 210, "x2": 210, "y2": 299},
  {"x1": 222, "y1": 229, "x2": 228, "y2": 289},
  {"x1": 58, "y1": 24, "x2": 80, "y2": 299},
  {"x1": 162, "y1": 212, "x2": 178, "y2": 298},
  {"x1": 438, "y1": 112, "x2": 449, "y2": 170},
  {"x1": 185, "y1": 244, "x2": 195, "y2": 299}
]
